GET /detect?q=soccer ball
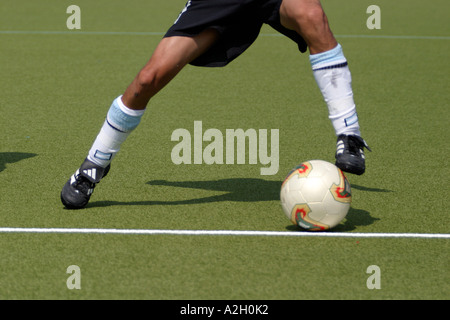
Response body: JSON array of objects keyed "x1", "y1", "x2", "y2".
[{"x1": 280, "y1": 160, "x2": 351, "y2": 231}]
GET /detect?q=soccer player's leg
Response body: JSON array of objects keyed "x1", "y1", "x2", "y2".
[
  {"x1": 61, "y1": 29, "x2": 219, "y2": 209},
  {"x1": 279, "y1": 0, "x2": 371, "y2": 175},
  {"x1": 122, "y1": 28, "x2": 220, "y2": 110}
]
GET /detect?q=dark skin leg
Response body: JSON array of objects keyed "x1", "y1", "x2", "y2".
[{"x1": 122, "y1": 28, "x2": 219, "y2": 110}]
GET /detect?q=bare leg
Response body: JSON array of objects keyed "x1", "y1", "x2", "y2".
[
  {"x1": 122, "y1": 28, "x2": 219, "y2": 110},
  {"x1": 279, "y1": 0, "x2": 337, "y2": 54}
]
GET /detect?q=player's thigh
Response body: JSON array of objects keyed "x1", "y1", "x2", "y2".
[{"x1": 145, "y1": 28, "x2": 220, "y2": 75}]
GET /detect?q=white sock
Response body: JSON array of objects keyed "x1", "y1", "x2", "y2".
[
  {"x1": 88, "y1": 96, "x2": 145, "y2": 168},
  {"x1": 310, "y1": 44, "x2": 361, "y2": 136}
]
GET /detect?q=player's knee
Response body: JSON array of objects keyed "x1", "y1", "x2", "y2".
[
  {"x1": 136, "y1": 67, "x2": 167, "y2": 93},
  {"x1": 136, "y1": 68, "x2": 156, "y2": 89},
  {"x1": 282, "y1": 1, "x2": 327, "y2": 31},
  {"x1": 298, "y1": 5, "x2": 326, "y2": 27},
  {"x1": 137, "y1": 60, "x2": 177, "y2": 93}
]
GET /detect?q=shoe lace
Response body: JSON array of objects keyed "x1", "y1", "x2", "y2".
[
  {"x1": 73, "y1": 173, "x2": 95, "y2": 195},
  {"x1": 345, "y1": 135, "x2": 372, "y2": 155}
]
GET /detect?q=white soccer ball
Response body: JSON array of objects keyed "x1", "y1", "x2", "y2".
[{"x1": 280, "y1": 160, "x2": 351, "y2": 231}]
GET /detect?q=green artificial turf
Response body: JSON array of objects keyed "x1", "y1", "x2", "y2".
[{"x1": 0, "y1": 0, "x2": 448, "y2": 300}]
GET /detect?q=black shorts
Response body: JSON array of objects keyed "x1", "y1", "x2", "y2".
[{"x1": 164, "y1": 0, "x2": 307, "y2": 67}]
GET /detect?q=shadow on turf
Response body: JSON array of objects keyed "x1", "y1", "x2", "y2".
[
  {"x1": 286, "y1": 207, "x2": 380, "y2": 232},
  {"x1": 284, "y1": 184, "x2": 388, "y2": 232},
  {"x1": 88, "y1": 179, "x2": 392, "y2": 211},
  {"x1": 88, "y1": 180, "x2": 382, "y2": 230},
  {"x1": 352, "y1": 184, "x2": 394, "y2": 193},
  {"x1": 0, "y1": 152, "x2": 37, "y2": 173},
  {"x1": 88, "y1": 178, "x2": 281, "y2": 207}
]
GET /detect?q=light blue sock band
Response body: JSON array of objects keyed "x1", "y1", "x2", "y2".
[
  {"x1": 106, "y1": 97, "x2": 143, "y2": 132},
  {"x1": 310, "y1": 44, "x2": 346, "y2": 69}
]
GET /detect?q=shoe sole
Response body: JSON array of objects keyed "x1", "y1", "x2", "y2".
[{"x1": 335, "y1": 157, "x2": 365, "y2": 175}]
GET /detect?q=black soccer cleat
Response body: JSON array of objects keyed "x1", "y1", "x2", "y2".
[
  {"x1": 61, "y1": 158, "x2": 110, "y2": 209},
  {"x1": 335, "y1": 134, "x2": 371, "y2": 175}
]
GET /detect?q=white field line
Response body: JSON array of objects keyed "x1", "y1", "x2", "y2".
[
  {"x1": 0, "y1": 227, "x2": 449, "y2": 239},
  {"x1": 0, "y1": 30, "x2": 449, "y2": 40}
]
